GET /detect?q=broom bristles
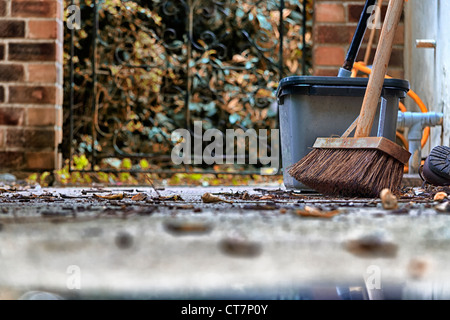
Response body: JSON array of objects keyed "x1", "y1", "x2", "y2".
[{"x1": 288, "y1": 148, "x2": 404, "y2": 198}]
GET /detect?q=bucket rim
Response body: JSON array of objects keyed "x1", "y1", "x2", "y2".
[{"x1": 277, "y1": 76, "x2": 410, "y2": 95}]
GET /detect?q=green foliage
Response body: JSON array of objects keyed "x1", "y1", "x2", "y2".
[
  {"x1": 27, "y1": 158, "x2": 283, "y2": 187},
  {"x1": 63, "y1": 0, "x2": 313, "y2": 175}
]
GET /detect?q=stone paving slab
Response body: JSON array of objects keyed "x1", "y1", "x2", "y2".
[{"x1": 0, "y1": 185, "x2": 450, "y2": 299}]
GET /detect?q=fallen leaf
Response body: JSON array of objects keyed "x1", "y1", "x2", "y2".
[
  {"x1": 201, "y1": 192, "x2": 233, "y2": 204},
  {"x1": 380, "y1": 189, "x2": 398, "y2": 210},
  {"x1": 93, "y1": 193, "x2": 124, "y2": 200},
  {"x1": 0, "y1": 187, "x2": 15, "y2": 193},
  {"x1": 157, "y1": 195, "x2": 184, "y2": 201},
  {"x1": 131, "y1": 193, "x2": 147, "y2": 201},
  {"x1": 219, "y1": 237, "x2": 262, "y2": 257},
  {"x1": 295, "y1": 206, "x2": 341, "y2": 218},
  {"x1": 434, "y1": 192, "x2": 448, "y2": 201},
  {"x1": 344, "y1": 235, "x2": 398, "y2": 258},
  {"x1": 15, "y1": 194, "x2": 37, "y2": 200},
  {"x1": 164, "y1": 221, "x2": 212, "y2": 234}
]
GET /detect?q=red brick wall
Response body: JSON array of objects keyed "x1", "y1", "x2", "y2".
[
  {"x1": 0, "y1": 0, "x2": 63, "y2": 172},
  {"x1": 313, "y1": 0, "x2": 404, "y2": 79}
]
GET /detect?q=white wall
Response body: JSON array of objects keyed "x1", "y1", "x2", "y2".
[
  {"x1": 404, "y1": 0, "x2": 450, "y2": 154},
  {"x1": 436, "y1": 0, "x2": 450, "y2": 147}
]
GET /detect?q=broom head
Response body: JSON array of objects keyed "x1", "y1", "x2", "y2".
[{"x1": 288, "y1": 137, "x2": 411, "y2": 198}]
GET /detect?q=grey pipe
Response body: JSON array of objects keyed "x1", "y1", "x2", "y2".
[{"x1": 397, "y1": 111, "x2": 444, "y2": 173}]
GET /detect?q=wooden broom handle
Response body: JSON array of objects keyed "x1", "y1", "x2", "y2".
[{"x1": 354, "y1": 0, "x2": 404, "y2": 138}]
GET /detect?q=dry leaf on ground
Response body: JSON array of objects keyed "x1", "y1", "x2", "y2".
[
  {"x1": 219, "y1": 237, "x2": 262, "y2": 257},
  {"x1": 380, "y1": 188, "x2": 398, "y2": 210},
  {"x1": 157, "y1": 195, "x2": 184, "y2": 201},
  {"x1": 201, "y1": 193, "x2": 233, "y2": 204},
  {"x1": 344, "y1": 235, "x2": 398, "y2": 258},
  {"x1": 131, "y1": 193, "x2": 148, "y2": 201},
  {"x1": 164, "y1": 221, "x2": 212, "y2": 234},
  {"x1": 93, "y1": 193, "x2": 124, "y2": 200},
  {"x1": 434, "y1": 192, "x2": 448, "y2": 201},
  {"x1": 295, "y1": 206, "x2": 341, "y2": 218}
]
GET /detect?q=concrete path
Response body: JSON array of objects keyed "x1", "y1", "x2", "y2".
[{"x1": 0, "y1": 185, "x2": 449, "y2": 300}]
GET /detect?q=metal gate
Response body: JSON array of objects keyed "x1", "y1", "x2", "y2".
[{"x1": 65, "y1": 0, "x2": 311, "y2": 175}]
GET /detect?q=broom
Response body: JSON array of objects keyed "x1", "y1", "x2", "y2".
[
  {"x1": 288, "y1": 0, "x2": 410, "y2": 198},
  {"x1": 338, "y1": 0, "x2": 377, "y2": 78}
]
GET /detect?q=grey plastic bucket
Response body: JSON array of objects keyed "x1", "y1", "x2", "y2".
[{"x1": 277, "y1": 76, "x2": 410, "y2": 190}]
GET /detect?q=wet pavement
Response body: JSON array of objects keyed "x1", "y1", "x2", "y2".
[{"x1": 1, "y1": 183, "x2": 450, "y2": 300}]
